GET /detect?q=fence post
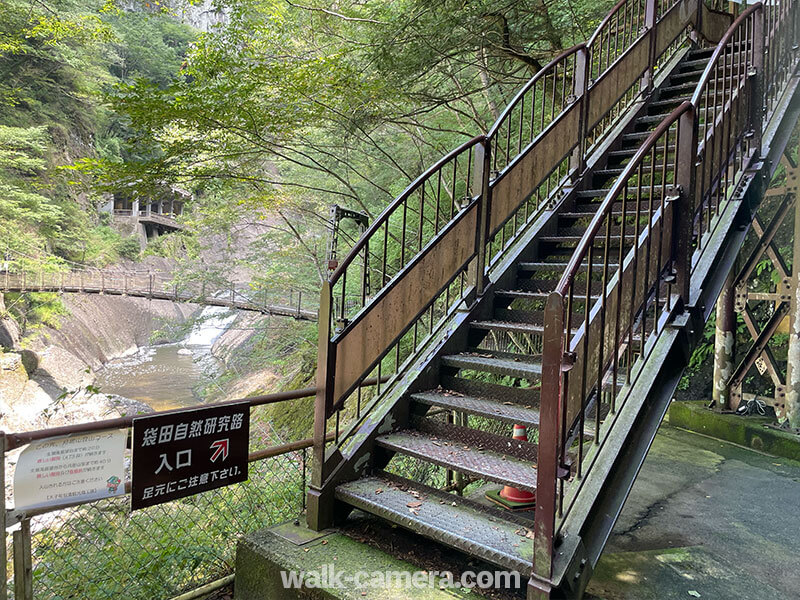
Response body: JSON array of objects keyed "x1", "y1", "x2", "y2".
[
  {"x1": 307, "y1": 281, "x2": 335, "y2": 531},
  {"x1": 0, "y1": 431, "x2": 6, "y2": 600},
  {"x1": 297, "y1": 291, "x2": 303, "y2": 317},
  {"x1": 750, "y1": 7, "x2": 765, "y2": 157},
  {"x1": 643, "y1": 0, "x2": 657, "y2": 95},
  {"x1": 12, "y1": 518, "x2": 32, "y2": 600},
  {"x1": 571, "y1": 45, "x2": 590, "y2": 178},
  {"x1": 473, "y1": 138, "x2": 491, "y2": 297},
  {"x1": 149, "y1": 274, "x2": 153, "y2": 298},
  {"x1": 21, "y1": 272, "x2": 26, "y2": 292},
  {"x1": 674, "y1": 106, "x2": 699, "y2": 305},
  {"x1": 529, "y1": 292, "x2": 565, "y2": 599}
]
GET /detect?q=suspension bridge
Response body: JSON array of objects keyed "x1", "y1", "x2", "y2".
[{"x1": 0, "y1": 265, "x2": 318, "y2": 321}]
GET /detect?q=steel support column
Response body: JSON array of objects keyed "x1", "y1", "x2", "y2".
[
  {"x1": 713, "y1": 268, "x2": 737, "y2": 410},
  {"x1": 785, "y1": 157, "x2": 800, "y2": 427}
]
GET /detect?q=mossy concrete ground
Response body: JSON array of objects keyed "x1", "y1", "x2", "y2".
[
  {"x1": 586, "y1": 423, "x2": 800, "y2": 600},
  {"x1": 668, "y1": 400, "x2": 800, "y2": 461},
  {"x1": 235, "y1": 520, "x2": 486, "y2": 599},
  {"x1": 235, "y1": 417, "x2": 800, "y2": 599}
]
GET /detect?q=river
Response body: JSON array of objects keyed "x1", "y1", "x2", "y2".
[{"x1": 95, "y1": 306, "x2": 237, "y2": 411}]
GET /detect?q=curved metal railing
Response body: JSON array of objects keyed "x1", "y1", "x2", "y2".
[
  {"x1": 691, "y1": 5, "x2": 763, "y2": 252},
  {"x1": 487, "y1": 44, "x2": 586, "y2": 177}
]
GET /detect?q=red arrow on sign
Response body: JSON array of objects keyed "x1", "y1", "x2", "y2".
[{"x1": 210, "y1": 439, "x2": 229, "y2": 463}]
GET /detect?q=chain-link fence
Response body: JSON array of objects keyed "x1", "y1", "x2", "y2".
[
  {"x1": 24, "y1": 451, "x2": 304, "y2": 600},
  {"x1": 2, "y1": 392, "x2": 317, "y2": 600}
]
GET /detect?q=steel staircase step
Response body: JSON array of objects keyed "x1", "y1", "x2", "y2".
[
  {"x1": 335, "y1": 476, "x2": 533, "y2": 572},
  {"x1": 560, "y1": 210, "x2": 630, "y2": 219},
  {"x1": 411, "y1": 389, "x2": 541, "y2": 429},
  {"x1": 622, "y1": 130, "x2": 658, "y2": 143},
  {"x1": 441, "y1": 351, "x2": 543, "y2": 380},
  {"x1": 497, "y1": 290, "x2": 600, "y2": 303},
  {"x1": 688, "y1": 47, "x2": 715, "y2": 59},
  {"x1": 518, "y1": 261, "x2": 619, "y2": 273},
  {"x1": 440, "y1": 374, "x2": 540, "y2": 405},
  {"x1": 471, "y1": 319, "x2": 548, "y2": 335},
  {"x1": 540, "y1": 235, "x2": 635, "y2": 245},
  {"x1": 681, "y1": 57, "x2": 713, "y2": 70},
  {"x1": 376, "y1": 429, "x2": 538, "y2": 491},
  {"x1": 660, "y1": 81, "x2": 702, "y2": 94},
  {"x1": 635, "y1": 113, "x2": 673, "y2": 126},
  {"x1": 648, "y1": 97, "x2": 689, "y2": 110},
  {"x1": 575, "y1": 189, "x2": 665, "y2": 202},
  {"x1": 671, "y1": 70, "x2": 705, "y2": 83}
]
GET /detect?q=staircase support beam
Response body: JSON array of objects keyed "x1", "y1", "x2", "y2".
[
  {"x1": 713, "y1": 267, "x2": 737, "y2": 410},
  {"x1": 786, "y1": 158, "x2": 800, "y2": 427}
]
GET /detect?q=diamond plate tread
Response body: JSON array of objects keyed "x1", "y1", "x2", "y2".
[
  {"x1": 518, "y1": 261, "x2": 617, "y2": 273},
  {"x1": 539, "y1": 235, "x2": 635, "y2": 244},
  {"x1": 412, "y1": 414, "x2": 540, "y2": 461},
  {"x1": 335, "y1": 475, "x2": 534, "y2": 572},
  {"x1": 496, "y1": 290, "x2": 599, "y2": 303},
  {"x1": 376, "y1": 429, "x2": 538, "y2": 491},
  {"x1": 441, "y1": 351, "x2": 543, "y2": 380},
  {"x1": 440, "y1": 375, "x2": 540, "y2": 405},
  {"x1": 470, "y1": 320, "x2": 548, "y2": 335},
  {"x1": 411, "y1": 389, "x2": 541, "y2": 429}
]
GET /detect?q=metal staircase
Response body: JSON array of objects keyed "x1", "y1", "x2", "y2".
[{"x1": 308, "y1": 1, "x2": 800, "y2": 598}]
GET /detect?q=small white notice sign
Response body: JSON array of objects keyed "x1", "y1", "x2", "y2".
[{"x1": 13, "y1": 429, "x2": 127, "y2": 510}]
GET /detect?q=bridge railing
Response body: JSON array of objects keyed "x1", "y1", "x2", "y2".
[
  {"x1": 0, "y1": 267, "x2": 317, "y2": 319},
  {"x1": 534, "y1": 0, "x2": 799, "y2": 585}
]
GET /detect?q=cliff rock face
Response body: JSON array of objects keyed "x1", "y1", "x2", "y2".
[
  {"x1": 31, "y1": 294, "x2": 197, "y2": 371},
  {"x1": 0, "y1": 294, "x2": 20, "y2": 349}
]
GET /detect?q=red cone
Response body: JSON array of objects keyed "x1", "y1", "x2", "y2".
[{"x1": 485, "y1": 424, "x2": 536, "y2": 511}]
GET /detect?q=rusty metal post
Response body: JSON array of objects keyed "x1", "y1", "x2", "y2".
[
  {"x1": 713, "y1": 268, "x2": 737, "y2": 410},
  {"x1": 570, "y1": 46, "x2": 590, "y2": 177},
  {"x1": 473, "y1": 139, "x2": 491, "y2": 297},
  {"x1": 750, "y1": 7, "x2": 765, "y2": 156},
  {"x1": 529, "y1": 292, "x2": 565, "y2": 598},
  {"x1": 307, "y1": 281, "x2": 335, "y2": 530},
  {"x1": 643, "y1": 0, "x2": 657, "y2": 94},
  {"x1": 12, "y1": 518, "x2": 32, "y2": 600},
  {"x1": 785, "y1": 183, "x2": 800, "y2": 428},
  {"x1": 674, "y1": 106, "x2": 698, "y2": 304}
]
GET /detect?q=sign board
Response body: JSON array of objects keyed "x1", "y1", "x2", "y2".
[
  {"x1": 14, "y1": 430, "x2": 127, "y2": 511},
  {"x1": 755, "y1": 356, "x2": 768, "y2": 376},
  {"x1": 131, "y1": 402, "x2": 249, "y2": 510}
]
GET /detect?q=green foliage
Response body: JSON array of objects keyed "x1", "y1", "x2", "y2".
[{"x1": 116, "y1": 236, "x2": 141, "y2": 260}]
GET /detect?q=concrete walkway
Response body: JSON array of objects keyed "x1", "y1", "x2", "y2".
[{"x1": 586, "y1": 421, "x2": 800, "y2": 600}]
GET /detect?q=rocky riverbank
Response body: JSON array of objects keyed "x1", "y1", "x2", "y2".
[{"x1": 0, "y1": 290, "x2": 195, "y2": 433}]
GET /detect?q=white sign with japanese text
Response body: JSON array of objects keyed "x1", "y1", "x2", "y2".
[{"x1": 13, "y1": 429, "x2": 127, "y2": 511}]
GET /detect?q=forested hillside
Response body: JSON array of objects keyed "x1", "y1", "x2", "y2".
[{"x1": 1, "y1": 0, "x2": 614, "y2": 409}]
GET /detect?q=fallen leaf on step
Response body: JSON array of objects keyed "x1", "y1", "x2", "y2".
[
  {"x1": 687, "y1": 592, "x2": 701, "y2": 598},
  {"x1": 407, "y1": 501, "x2": 422, "y2": 508}
]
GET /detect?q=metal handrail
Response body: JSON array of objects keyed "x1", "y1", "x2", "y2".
[
  {"x1": 486, "y1": 43, "x2": 586, "y2": 141},
  {"x1": 556, "y1": 101, "x2": 694, "y2": 295},
  {"x1": 690, "y1": 4, "x2": 763, "y2": 108},
  {"x1": 328, "y1": 135, "x2": 485, "y2": 286}
]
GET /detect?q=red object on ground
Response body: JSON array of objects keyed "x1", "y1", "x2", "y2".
[{"x1": 499, "y1": 424, "x2": 536, "y2": 504}]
